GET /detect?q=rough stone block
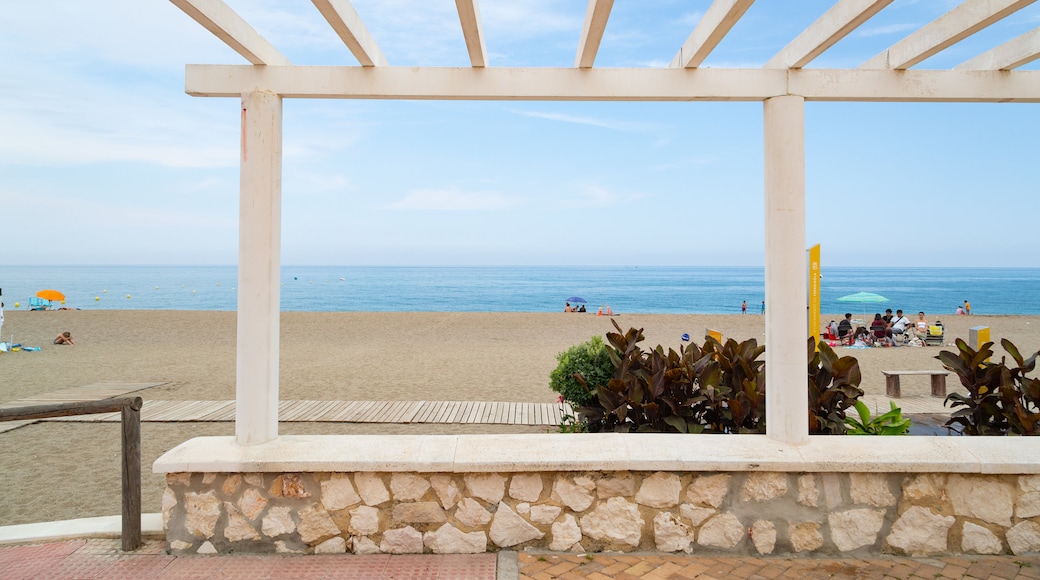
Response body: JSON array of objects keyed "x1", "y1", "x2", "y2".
[
  {"x1": 424, "y1": 523, "x2": 487, "y2": 554},
  {"x1": 580, "y1": 497, "x2": 643, "y2": 548},
  {"x1": 788, "y1": 522, "x2": 823, "y2": 552},
  {"x1": 686, "y1": 474, "x2": 731, "y2": 508},
  {"x1": 489, "y1": 504, "x2": 544, "y2": 547},
  {"x1": 355, "y1": 473, "x2": 391, "y2": 507},
  {"x1": 454, "y1": 497, "x2": 493, "y2": 528},
  {"x1": 184, "y1": 491, "x2": 221, "y2": 539},
  {"x1": 530, "y1": 505, "x2": 563, "y2": 525},
  {"x1": 947, "y1": 475, "x2": 1013, "y2": 527},
  {"x1": 635, "y1": 472, "x2": 682, "y2": 508},
  {"x1": 1007, "y1": 521, "x2": 1040, "y2": 555},
  {"x1": 430, "y1": 475, "x2": 461, "y2": 509},
  {"x1": 381, "y1": 526, "x2": 424, "y2": 554},
  {"x1": 509, "y1": 474, "x2": 543, "y2": 502},
  {"x1": 797, "y1": 474, "x2": 819, "y2": 507},
  {"x1": 298, "y1": 504, "x2": 342, "y2": 545},
  {"x1": 751, "y1": 520, "x2": 776, "y2": 555},
  {"x1": 742, "y1": 473, "x2": 788, "y2": 502},
  {"x1": 961, "y1": 522, "x2": 1003, "y2": 555},
  {"x1": 697, "y1": 513, "x2": 744, "y2": 550},
  {"x1": 886, "y1": 506, "x2": 954, "y2": 555},
  {"x1": 849, "y1": 473, "x2": 895, "y2": 507},
  {"x1": 552, "y1": 477, "x2": 595, "y2": 512},
  {"x1": 465, "y1": 474, "x2": 507, "y2": 504},
  {"x1": 321, "y1": 474, "x2": 361, "y2": 511},
  {"x1": 679, "y1": 504, "x2": 715, "y2": 527},
  {"x1": 315, "y1": 536, "x2": 347, "y2": 554},
  {"x1": 224, "y1": 502, "x2": 260, "y2": 542},
  {"x1": 653, "y1": 512, "x2": 694, "y2": 552},
  {"x1": 348, "y1": 505, "x2": 380, "y2": 536},
  {"x1": 597, "y1": 473, "x2": 636, "y2": 498},
  {"x1": 262, "y1": 505, "x2": 295, "y2": 538},
  {"x1": 550, "y1": 514, "x2": 583, "y2": 552},
  {"x1": 828, "y1": 509, "x2": 884, "y2": 552},
  {"x1": 392, "y1": 502, "x2": 447, "y2": 524},
  {"x1": 391, "y1": 473, "x2": 431, "y2": 502},
  {"x1": 237, "y1": 488, "x2": 268, "y2": 521}
]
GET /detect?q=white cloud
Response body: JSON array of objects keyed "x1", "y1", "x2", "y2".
[
  {"x1": 855, "y1": 23, "x2": 919, "y2": 38},
  {"x1": 380, "y1": 187, "x2": 521, "y2": 211},
  {"x1": 509, "y1": 109, "x2": 658, "y2": 132}
]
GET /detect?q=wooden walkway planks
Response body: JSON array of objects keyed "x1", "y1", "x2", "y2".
[
  {"x1": 2, "y1": 381, "x2": 954, "y2": 431},
  {"x1": 30, "y1": 400, "x2": 571, "y2": 426}
]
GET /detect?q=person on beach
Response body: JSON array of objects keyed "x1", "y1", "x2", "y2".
[
  {"x1": 578, "y1": 304, "x2": 586, "y2": 313},
  {"x1": 54, "y1": 331, "x2": 74, "y2": 345},
  {"x1": 964, "y1": 300, "x2": 971, "y2": 315},
  {"x1": 882, "y1": 309, "x2": 893, "y2": 327},
  {"x1": 0, "y1": 301, "x2": 4, "y2": 343},
  {"x1": 564, "y1": 302, "x2": 572, "y2": 313},
  {"x1": 837, "y1": 313, "x2": 854, "y2": 342},
  {"x1": 760, "y1": 300, "x2": 765, "y2": 314},
  {"x1": 888, "y1": 309, "x2": 910, "y2": 340},
  {"x1": 914, "y1": 312, "x2": 930, "y2": 340},
  {"x1": 956, "y1": 305, "x2": 965, "y2": 315},
  {"x1": 742, "y1": 300, "x2": 747, "y2": 314}
]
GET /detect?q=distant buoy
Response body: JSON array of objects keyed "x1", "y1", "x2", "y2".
[
  {"x1": 192, "y1": 290, "x2": 197, "y2": 294},
  {"x1": 126, "y1": 294, "x2": 131, "y2": 299},
  {"x1": 14, "y1": 302, "x2": 19, "y2": 308},
  {"x1": 103, "y1": 289, "x2": 107, "y2": 293},
  {"x1": 95, "y1": 297, "x2": 99, "y2": 302},
  {"x1": 217, "y1": 282, "x2": 221, "y2": 286},
  {"x1": 155, "y1": 286, "x2": 159, "y2": 290},
  {"x1": 293, "y1": 277, "x2": 298, "y2": 281},
  {"x1": 339, "y1": 277, "x2": 345, "y2": 281}
]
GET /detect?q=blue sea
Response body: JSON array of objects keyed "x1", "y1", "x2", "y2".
[{"x1": 0, "y1": 266, "x2": 1038, "y2": 315}]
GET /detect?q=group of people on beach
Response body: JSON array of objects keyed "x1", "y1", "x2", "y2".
[
  {"x1": 827, "y1": 308, "x2": 938, "y2": 348},
  {"x1": 563, "y1": 302, "x2": 586, "y2": 313}
]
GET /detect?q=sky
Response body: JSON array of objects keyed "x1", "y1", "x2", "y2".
[{"x1": 1, "y1": 0, "x2": 1038, "y2": 268}]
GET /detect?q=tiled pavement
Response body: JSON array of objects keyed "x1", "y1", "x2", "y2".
[
  {"x1": 517, "y1": 552, "x2": 1040, "y2": 580},
  {"x1": 3, "y1": 539, "x2": 1040, "y2": 579}
]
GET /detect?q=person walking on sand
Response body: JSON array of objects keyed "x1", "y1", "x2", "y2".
[
  {"x1": 0, "y1": 301, "x2": 4, "y2": 344},
  {"x1": 742, "y1": 300, "x2": 747, "y2": 315},
  {"x1": 761, "y1": 300, "x2": 765, "y2": 315}
]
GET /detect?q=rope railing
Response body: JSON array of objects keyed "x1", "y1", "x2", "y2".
[{"x1": 0, "y1": 397, "x2": 143, "y2": 551}]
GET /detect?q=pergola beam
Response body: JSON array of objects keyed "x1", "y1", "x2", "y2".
[
  {"x1": 860, "y1": 0, "x2": 1037, "y2": 70},
  {"x1": 575, "y1": 0, "x2": 614, "y2": 69},
  {"x1": 670, "y1": 0, "x2": 755, "y2": 69},
  {"x1": 312, "y1": 0, "x2": 388, "y2": 67},
  {"x1": 956, "y1": 27, "x2": 1040, "y2": 70},
  {"x1": 169, "y1": 0, "x2": 290, "y2": 66},
  {"x1": 184, "y1": 65, "x2": 1040, "y2": 103},
  {"x1": 765, "y1": 0, "x2": 893, "y2": 69},
  {"x1": 455, "y1": 0, "x2": 488, "y2": 68}
]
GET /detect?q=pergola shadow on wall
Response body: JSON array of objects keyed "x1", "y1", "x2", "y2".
[{"x1": 168, "y1": 0, "x2": 1039, "y2": 447}]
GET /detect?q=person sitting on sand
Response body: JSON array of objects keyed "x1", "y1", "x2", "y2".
[
  {"x1": 564, "y1": 302, "x2": 572, "y2": 313},
  {"x1": 578, "y1": 304, "x2": 586, "y2": 312},
  {"x1": 54, "y1": 331, "x2": 74, "y2": 345},
  {"x1": 837, "y1": 313, "x2": 853, "y2": 340},
  {"x1": 914, "y1": 312, "x2": 930, "y2": 339}
]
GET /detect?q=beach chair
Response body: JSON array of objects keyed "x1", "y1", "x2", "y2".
[
  {"x1": 924, "y1": 321, "x2": 945, "y2": 346},
  {"x1": 28, "y1": 297, "x2": 51, "y2": 310}
]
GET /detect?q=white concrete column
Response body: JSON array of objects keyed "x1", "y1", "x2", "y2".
[
  {"x1": 763, "y1": 95, "x2": 808, "y2": 445},
  {"x1": 236, "y1": 90, "x2": 282, "y2": 445}
]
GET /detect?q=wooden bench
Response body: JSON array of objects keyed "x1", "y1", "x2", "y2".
[{"x1": 881, "y1": 370, "x2": 949, "y2": 398}]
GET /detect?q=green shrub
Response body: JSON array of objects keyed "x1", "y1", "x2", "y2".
[
  {"x1": 844, "y1": 400, "x2": 911, "y2": 435},
  {"x1": 939, "y1": 338, "x2": 1040, "y2": 435},
  {"x1": 808, "y1": 339, "x2": 864, "y2": 434},
  {"x1": 550, "y1": 335, "x2": 615, "y2": 407}
]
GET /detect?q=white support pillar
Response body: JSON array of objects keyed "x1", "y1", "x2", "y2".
[
  {"x1": 763, "y1": 95, "x2": 808, "y2": 445},
  {"x1": 236, "y1": 90, "x2": 282, "y2": 446}
]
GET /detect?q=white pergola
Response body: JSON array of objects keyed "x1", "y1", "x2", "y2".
[{"x1": 170, "y1": 0, "x2": 1040, "y2": 447}]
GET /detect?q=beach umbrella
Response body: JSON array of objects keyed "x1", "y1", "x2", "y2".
[
  {"x1": 566, "y1": 296, "x2": 587, "y2": 303},
  {"x1": 36, "y1": 289, "x2": 65, "y2": 302},
  {"x1": 837, "y1": 291, "x2": 889, "y2": 322}
]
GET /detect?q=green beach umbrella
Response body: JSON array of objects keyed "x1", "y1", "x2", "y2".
[{"x1": 837, "y1": 292, "x2": 889, "y2": 322}]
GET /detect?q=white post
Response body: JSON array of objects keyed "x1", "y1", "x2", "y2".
[
  {"x1": 763, "y1": 95, "x2": 808, "y2": 445},
  {"x1": 236, "y1": 90, "x2": 282, "y2": 445}
]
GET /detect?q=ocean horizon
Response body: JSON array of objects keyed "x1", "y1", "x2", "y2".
[{"x1": 1, "y1": 265, "x2": 1038, "y2": 316}]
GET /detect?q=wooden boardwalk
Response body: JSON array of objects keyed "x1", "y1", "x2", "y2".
[
  {"x1": 2, "y1": 383, "x2": 954, "y2": 431},
  {"x1": 44, "y1": 400, "x2": 572, "y2": 426}
]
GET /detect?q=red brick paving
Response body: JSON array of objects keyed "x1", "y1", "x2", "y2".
[
  {"x1": 3, "y1": 539, "x2": 1040, "y2": 579},
  {"x1": 518, "y1": 553, "x2": 1040, "y2": 580}
]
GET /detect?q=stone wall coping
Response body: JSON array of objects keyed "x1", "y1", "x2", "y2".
[{"x1": 153, "y1": 434, "x2": 1040, "y2": 475}]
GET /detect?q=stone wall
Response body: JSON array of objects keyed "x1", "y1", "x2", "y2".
[{"x1": 161, "y1": 470, "x2": 1040, "y2": 556}]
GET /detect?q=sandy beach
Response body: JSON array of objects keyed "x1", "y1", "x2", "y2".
[{"x1": 1, "y1": 309, "x2": 1038, "y2": 525}]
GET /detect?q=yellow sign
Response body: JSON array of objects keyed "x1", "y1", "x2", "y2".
[{"x1": 808, "y1": 244, "x2": 821, "y2": 348}]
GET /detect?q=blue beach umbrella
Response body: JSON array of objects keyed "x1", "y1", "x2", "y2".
[{"x1": 566, "y1": 296, "x2": 587, "y2": 303}]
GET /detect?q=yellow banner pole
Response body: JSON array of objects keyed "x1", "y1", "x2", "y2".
[{"x1": 808, "y1": 244, "x2": 821, "y2": 349}]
